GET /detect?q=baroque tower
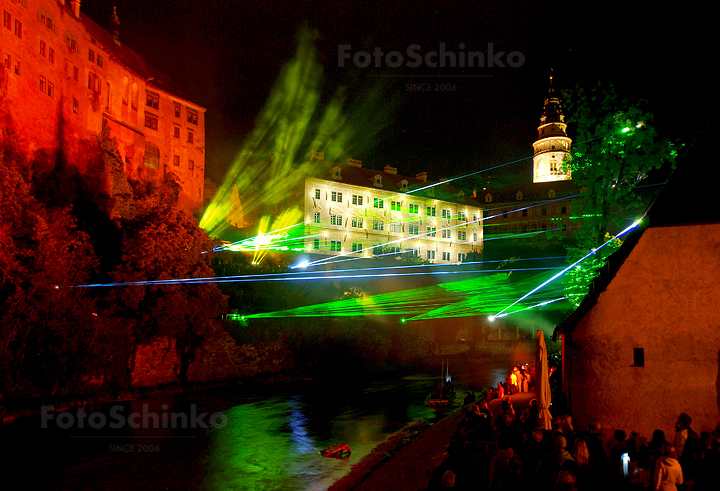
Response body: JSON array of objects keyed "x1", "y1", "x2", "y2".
[{"x1": 532, "y1": 73, "x2": 572, "y2": 182}]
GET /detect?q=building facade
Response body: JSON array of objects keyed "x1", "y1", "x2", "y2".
[
  {"x1": 556, "y1": 222, "x2": 720, "y2": 439},
  {"x1": 303, "y1": 156, "x2": 484, "y2": 263},
  {"x1": 0, "y1": 0, "x2": 205, "y2": 212}
]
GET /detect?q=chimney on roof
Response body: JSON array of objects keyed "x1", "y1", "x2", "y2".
[
  {"x1": 70, "y1": 0, "x2": 81, "y2": 18},
  {"x1": 346, "y1": 157, "x2": 362, "y2": 168},
  {"x1": 415, "y1": 172, "x2": 427, "y2": 182},
  {"x1": 111, "y1": 6, "x2": 121, "y2": 44},
  {"x1": 383, "y1": 164, "x2": 397, "y2": 175}
]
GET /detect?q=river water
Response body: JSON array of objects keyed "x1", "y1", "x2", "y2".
[{"x1": 3, "y1": 359, "x2": 511, "y2": 490}]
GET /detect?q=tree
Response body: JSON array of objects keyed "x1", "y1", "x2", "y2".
[
  {"x1": 105, "y1": 176, "x2": 227, "y2": 386},
  {"x1": 560, "y1": 83, "x2": 680, "y2": 305},
  {"x1": 0, "y1": 153, "x2": 99, "y2": 399}
]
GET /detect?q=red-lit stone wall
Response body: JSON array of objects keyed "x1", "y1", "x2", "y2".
[
  {"x1": 0, "y1": 1, "x2": 204, "y2": 213},
  {"x1": 563, "y1": 224, "x2": 720, "y2": 438}
]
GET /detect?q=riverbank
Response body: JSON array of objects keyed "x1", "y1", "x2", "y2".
[{"x1": 331, "y1": 391, "x2": 537, "y2": 490}]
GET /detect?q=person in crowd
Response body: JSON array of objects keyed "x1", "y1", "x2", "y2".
[
  {"x1": 488, "y1": 436, "x2": 519, "y2": 489},
  {"x1": 520, "y1": 368, "x2": 530, "y2": 392},
  {"x1": 536, "y1": 435, "x2": 575, "y2": 489},
  {"x1": 674, "y1": 413, "x2": 694, "y2": 459},
  {"x1": 496, "y1": 382, "x2": 505, "y2": 399},
  {"x1": 494, "y1": 399, "x2": 516, "y2": 429},
  {"x1": 654, "y1": 442, "x2": 683, "y2": 491}
]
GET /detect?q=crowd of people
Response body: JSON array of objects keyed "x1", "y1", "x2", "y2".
[{"x1": 429, "y1": 390, "x2": 719, "y2": 490}]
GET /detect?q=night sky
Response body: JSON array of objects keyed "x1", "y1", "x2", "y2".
[{"x1": 82, "y1": 1, "x2": 718, "y2": 188}]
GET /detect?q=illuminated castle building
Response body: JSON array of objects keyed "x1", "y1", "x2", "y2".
[
  {"x1": 532, "y1": 74, "x2": 572, "y2": 183},
  {"x1": 302, "y1": 153, "x2": 484, "y2": 263},
  {"x1": 0, "y1": 1, "x2": 205, "y2": 212}
]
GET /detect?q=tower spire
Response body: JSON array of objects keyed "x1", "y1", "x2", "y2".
[{"x1": 532, "y1": 71, "x2": 572, "y2": 183}]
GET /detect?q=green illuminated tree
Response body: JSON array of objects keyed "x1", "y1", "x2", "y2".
[{"x1": 561, "y1": 83, "x2": 680, "y2": 305}]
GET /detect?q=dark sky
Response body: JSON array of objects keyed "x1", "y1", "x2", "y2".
[{"x1": 83, "y1": 1, "x2": 718, "y2": 187}]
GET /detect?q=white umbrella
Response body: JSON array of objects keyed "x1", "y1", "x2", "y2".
[{"x1": 535, "y1": 330, "x2": 553, "y2": 430}]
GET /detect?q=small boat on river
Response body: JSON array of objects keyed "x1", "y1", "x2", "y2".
[
  {"x1": 426, "y1": 360, "x2": 455, "y2": 408},
  {"x1": 318, "y1": 442, "x2": 352, "y2": 459}
]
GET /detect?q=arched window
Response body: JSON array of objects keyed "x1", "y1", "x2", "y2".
[
  {"x1": 143, "y1": 141, "x2": 160, "y2": 169},
  {"x1": 131, "y1": 82, "x2": 139, "y2": 110},
  {"x1": 122, "y1": 76, "x2": 128, "y2": 105}
]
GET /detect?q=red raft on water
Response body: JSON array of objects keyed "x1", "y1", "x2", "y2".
[{"x1": 318, "y1": 442, "x2": 352, "y2": 459}]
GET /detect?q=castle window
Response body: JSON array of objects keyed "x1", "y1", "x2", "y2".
[
  {"x1": 426, "y1": 206, "x2": 436, "y2": 217},
  {"x1": 88, "y1": 72, "x2": 101, "y2": 92},
  {"x1": 64, "y1": 31, "x2": 78, "y2": 52},
  {"x1": 314, "y1": 212, "x2": 320, "y2": 223},
  {"x1": 426, "y1": 250, "x2": 435, "y2": 260},
  {"x1": 315, "y1": 188, "x2": 321, "y2": 199},
  {"x1": 633, "y1": 348, "x2": 644, "y2": 367},
  {"x1": 174, "y1": 104, "x2": 181, "y2": 118},
  {"x1": 72, "y1": 98, "x2": 78, "y2": 114},
  {"x1": 352, "y1": 243, "x2": 363, "y2": 252},
  {"x1": 88, "y1": 49, "x2": 95, "y2": 63},
  {"x1": 187, "y1": 130, "x2": 194, "y2": 144},
  {"x1": 143, "y1": 142, "x2": 160, "y2": 169},
  {"x1": 40, "y1": 40, "x2": 46, "y2": 57},
  {"x1": 144, "y1": 113, "x2": 158, "y2": 130},
  {"x1": 4, "y1": 53, "x2": 10, "y2": 70},
  {"x1": 13, "y1": 59, "x2": 20, "y2": 76},
  {"x1": 313, "y1": 239, "x2": 320, "y2": 250},
  {"x1": 14, "y1": 19, "x2": 21, "y2": 39},
  {"x1": 48, "y1": 47, "x2": 54, "y2": 64},
  {"x1": 3, "y1": 11, "x2": 10, "y2": 31},
  {"x1": 146, "y1": 91, "x2": 159, "y2": 109},
  {"x1": 187, "y1": 109, "x2": 198, "y2": 125},
  {"x1": 373, "y1": 198, "x2": 384, "y2": 209},
  {"x1": 443, "y1": 252, "x2": 450, "y2": 261},
  {"x1": 188, "y1": 160, "x2": 194, "y2": 170},
  {"x1": 409, "y1": 203, "x2": 418, "y2": 214},
  {"x1": 173, "y1": 155, "x2": 180, "y2": 166},
  {"x1": 47, "y1": 81, "x2": 54, "y2": 99},
  {"x1": 39, "y1": 76, "x2": 46, "y2": 93},
  {"x1": 173, "y1": 125, "x2": 180, "y2": 138},
  {"x1": 352, "y1": 194, "x2": 363, "y2": 205}
]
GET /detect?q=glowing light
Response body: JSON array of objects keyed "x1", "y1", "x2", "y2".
[{"x1": 491, "y1": 219, "x2": 642, "y2": 319}]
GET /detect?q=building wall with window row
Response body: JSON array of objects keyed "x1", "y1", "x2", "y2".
[
  {"x1": 301, "y1": 160, "x2": 483, "y2": 263},
  {"x1": 0, "y1": 1, "x2": 205, "y2": 213}
]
